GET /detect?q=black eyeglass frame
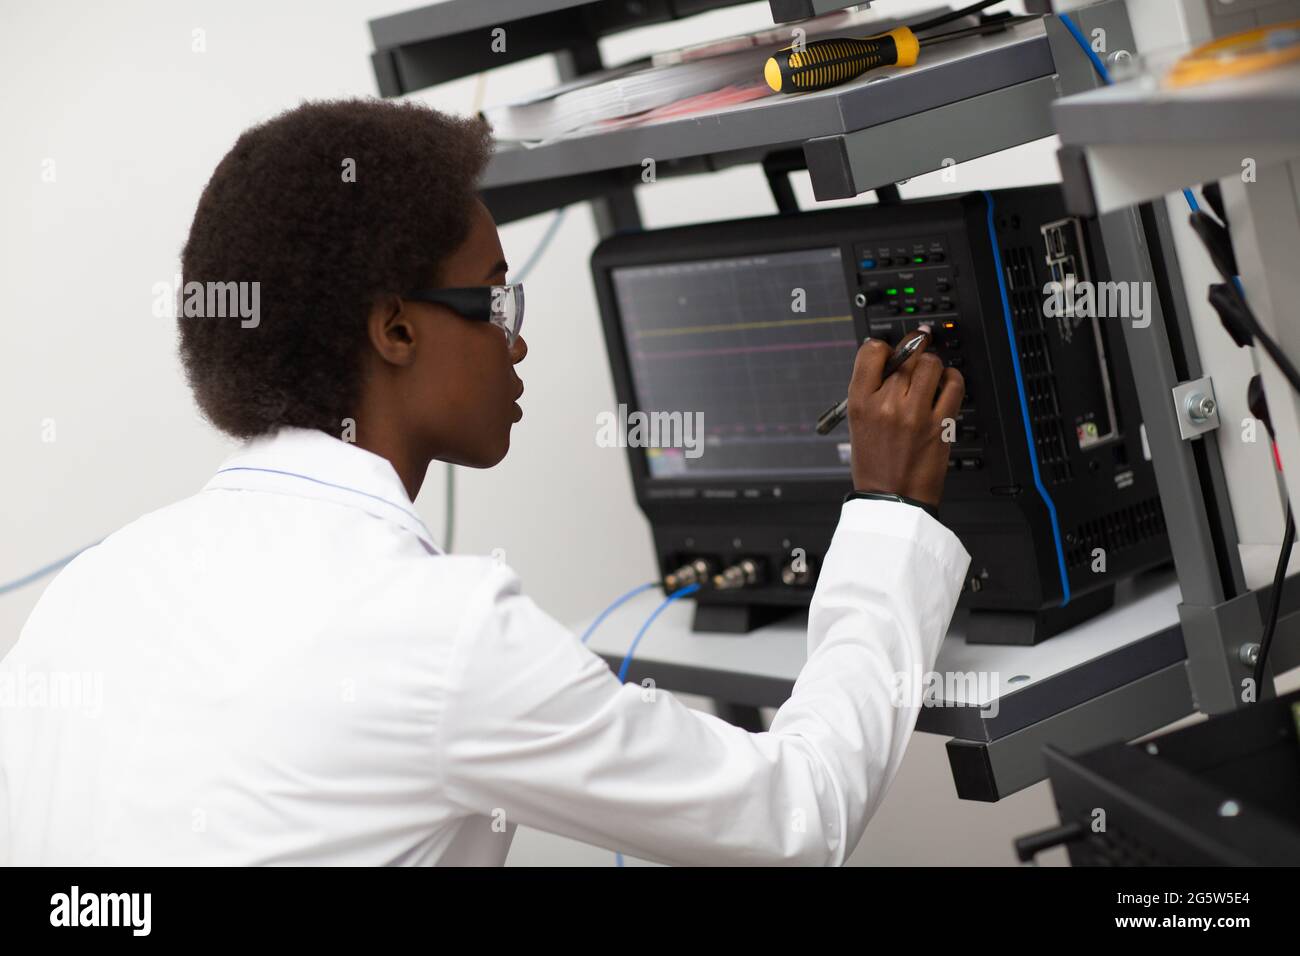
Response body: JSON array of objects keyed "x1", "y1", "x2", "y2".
[{"x1": 404, "y1": 283, "x2": 524, "y2": 345}]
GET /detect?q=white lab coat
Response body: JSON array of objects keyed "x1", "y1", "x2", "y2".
[{"x1": 0, "y1": 426, "x2": 969, "y2": 865}]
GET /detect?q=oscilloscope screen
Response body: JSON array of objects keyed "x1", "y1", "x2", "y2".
[{"x1": 610, "y1": 247, "x2": 859, "y2": 481}]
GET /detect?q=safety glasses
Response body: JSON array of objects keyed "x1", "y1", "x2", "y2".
[{"x1": 404, "y1": 283, "x2": 525, "y2": 347}]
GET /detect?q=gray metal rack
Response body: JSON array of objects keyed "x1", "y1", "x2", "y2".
[
  {"x1": 1052, "y1": 62, "x2": 1300, "y2": 216},
  {"x1": 365, "y1": 0, "x2": 1297, "y2": 799},
  {"x1": 368, "y1": 0, "x2": 859, "y2": 96},
  {"x1": 368, "y1": 0, "x2": 1060, "y2": 223},
  {"x1": 1047, "y1": 8, "x2": 1300, "y2": 718},
  {"x1": 1054, "y1": 68, "x2": 1300, "y2": 151},
  {"x1": 479, "y1": 21, "x2": 1056, "y2": 221}
]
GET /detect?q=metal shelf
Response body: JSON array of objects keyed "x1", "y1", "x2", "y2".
[
  {"x1": 1052, "y1": 62, "x2": 1300, "y2": 214},
  {"x1": 479, "y1": 20, "x2": 1056, "y2": 222},
  {"x1": 370, "y1": 0, "x2": 759, "y2": 95},
  {"x1": 769, "y1": 0, "x2": 863, "y2": 22},
  {"x1": 1055, "y1": 64, "x2": 1300, "y2": 146},
  {"x1": 368, "y1": 0, "x2": 1057, "y2": 218},
  {"x1": 582, "y1": 569, "x2": 1196, "y2": 802}
]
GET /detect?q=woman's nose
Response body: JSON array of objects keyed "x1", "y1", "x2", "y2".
[{"x1": 510, "y1": 334, "x2": 528, "y2": 364}]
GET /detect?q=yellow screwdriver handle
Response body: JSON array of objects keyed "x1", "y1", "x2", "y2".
[{"x1": 764, "y1": 26, "x2": 919, "y2": 94}]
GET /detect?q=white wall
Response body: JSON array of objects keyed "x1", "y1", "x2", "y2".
[{"x1": 3, "y1": 0, "x2": 1086, "y2": 866}]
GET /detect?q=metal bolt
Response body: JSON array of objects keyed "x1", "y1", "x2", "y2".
[
  {"x1": 854, "y1": 292, "x2": 867, "y2": 308},
  {"x1": 1239, "y1": 643, "x2": 1261, "y2": 667},
  {"x1": 1186, "y1": 393, "x2": 1217, "y2": 423},
  {"x1": 1218, "y1": 800, "x2": 1241, "y2": 817},
  {"x1": 1145, "y1": 742, "x2": 1159, "y2": 755}
]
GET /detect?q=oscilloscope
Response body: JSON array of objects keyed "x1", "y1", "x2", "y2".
[{"x1": 590, "y1": 186, "x2": 1171, "y2": 643}]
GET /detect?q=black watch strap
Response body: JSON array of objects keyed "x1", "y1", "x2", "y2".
[{"x1": 843, "y1": 490, "x2": 940, "y2": 521}]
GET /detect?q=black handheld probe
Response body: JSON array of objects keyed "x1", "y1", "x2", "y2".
[{"x1": 815, "y1": 328, "x2": 931, "y2": 435}]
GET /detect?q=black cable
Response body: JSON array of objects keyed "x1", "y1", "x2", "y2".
[
  {"x1": 910, "y1": 0, "x2": 1006, "y2": 35},
  {"x1": 1188, "y1": 212, "x2": 1300, "y2": 395},
  {"x1": 918, "y1": 14, "x2": 1041, "y2": 47},
  {"x1": 1184, "y1": 195, "x2": 1300, "y2": 696},
  {"x1": 1255, "y1": 505, "x2": 1294, "y2": 694},
  {"x1": 1223, "y1": 294, "x2": 1300, "y2": 394}
]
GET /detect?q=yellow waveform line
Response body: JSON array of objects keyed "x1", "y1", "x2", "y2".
[{"x1": 637, "y1": 314, "x2": 853, "y2": 338}]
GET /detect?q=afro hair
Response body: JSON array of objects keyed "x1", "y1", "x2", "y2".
[{"x1": 178, "y1": 98, "x2": 493, "y2": 438}]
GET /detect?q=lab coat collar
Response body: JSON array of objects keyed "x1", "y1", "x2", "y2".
[{"x1": 202, "y1": 426, "x2": 443, "y2": 555}]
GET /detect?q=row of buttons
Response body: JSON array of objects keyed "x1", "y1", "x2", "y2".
[
  {"x1": 864, "y1": 319, "x2": 962, "y2": 347},
  {"x1": 858, "y1": 251, "x2": 947, "y2": 269},
  {"x1": 885, "y1": 299, "x2": 954, "y2": 315}
]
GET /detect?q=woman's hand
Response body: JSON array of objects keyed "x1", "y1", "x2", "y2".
[{"x1": 846, "y1": 334, "x2": 965, "y2": 508}]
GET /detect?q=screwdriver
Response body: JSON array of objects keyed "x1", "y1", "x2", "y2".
[
  {"x1": 764, "y1": 14, "x2": 1040, "y2": 95},
  {"x1": 815, "y1": 327, "x2": 931, "y2": 435}
]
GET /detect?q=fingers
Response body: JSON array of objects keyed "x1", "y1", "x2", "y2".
[
  {"x1": 851, "y1": 330, "x2": 956, "y2": 423},
  {"x1": 934, "y1": 366, "x2": 966, "y2": 423},
  {"x1": 907, "y1": 350, "x2": 944, "y2": 405},
  {"x1": 881, "y1": 328, "x2": 931, "y2": 393},
  {"x1": 848, "y1": 337, "x2": 893, "y2": 400}
]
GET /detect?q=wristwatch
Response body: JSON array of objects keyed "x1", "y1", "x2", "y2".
[{"x1": 843, "y1": 489, "x2": 940, "y2": 521}]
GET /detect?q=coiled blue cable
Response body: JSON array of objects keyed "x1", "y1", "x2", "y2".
[
  {"x1": 617, "y1": 584, "x2": 699, "y2": 684},
  {"x1": 611, "y1": 581, "x2": 701, "y2": 867},
  {"x1": 580, "y1": 581, "x2": 659, "y2": 644}
]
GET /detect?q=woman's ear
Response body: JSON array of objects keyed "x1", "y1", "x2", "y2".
[{"x1": 367, "y1": 294, "x2": 418, "y2": 367}]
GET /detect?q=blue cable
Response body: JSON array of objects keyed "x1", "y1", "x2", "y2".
[
  {"x1": 1058, "y1": 12, "x2": 1112, "y2": 84},
  {"x1": 1048, "y1": 12, "x2": 1255, "y2": 603},
  {"x1": 581, "y1": 581, "x2": 659, "y2": 644},
  {"x1": 1058, "y1": 13, "x2": 1206, "y2": 221},
  {"x1": 0, "y1": 545, "x2": 97, "y2": 596},
  {"x1": 616, "y1": 584, "x2": 699, "y2": 683},
  {"x1": 581, "y1": 579, "x2": 677, "y2": 877},
  {"x1": 513, "y1": 207, "x2": 568, "y2": 283},
  {"x1": 610, "y1": 581, "x2": 700, "y2": 867},
  {"x1": 984, "y1": 191, "x2": 1071, "y2": 605}
]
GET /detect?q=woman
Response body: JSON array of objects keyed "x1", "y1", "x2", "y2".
[{"x1": 0, "y1": 99, "x2": 967, "y2": 865}]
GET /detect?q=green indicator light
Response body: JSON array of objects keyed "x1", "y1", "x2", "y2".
[
  {"x1": 913, "y1": 256, "x2": 925, "y2": 263},
  {"x1": 904, "y1": 306, "x2": 916, "y2": 314},
  {"x1": 886, "y1": 287, "x2": 898, "y2": 295},
  {"x1": 903, "y1": 286, "x2": 916, "y2": 294}
]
